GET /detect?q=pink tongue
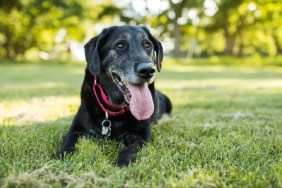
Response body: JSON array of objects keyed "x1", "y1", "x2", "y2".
[{"x1": 127, "y1": 83, "x2": 154, "y2": 120}]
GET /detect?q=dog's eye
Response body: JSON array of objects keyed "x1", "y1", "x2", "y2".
[
  {"x1": 144, "y1": 42, "x2": 152, "y2": 49},
  {"x1": 115, "y1": 42, "x2": 126, "y2": 50}
]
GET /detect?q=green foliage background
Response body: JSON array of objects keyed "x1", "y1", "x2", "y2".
[{"x1": 0, "y1": 0, "x2": 282, "y2": 60}]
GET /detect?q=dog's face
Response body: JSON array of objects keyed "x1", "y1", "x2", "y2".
[{"x1": 84, "y1": 26, "x2": 163, "y2": 119}]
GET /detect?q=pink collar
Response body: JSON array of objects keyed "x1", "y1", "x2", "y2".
[{"x1": 92, "y1": 76, "x2": 130, "y2": 116}]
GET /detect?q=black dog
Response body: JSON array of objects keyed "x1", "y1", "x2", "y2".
[{"x1": 59, "y1": 25, "x2": 172, "y2": 167}]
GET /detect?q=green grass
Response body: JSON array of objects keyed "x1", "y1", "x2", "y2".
[{"x1": 0, "y1": 60, "x2": 282, "y2": 187}]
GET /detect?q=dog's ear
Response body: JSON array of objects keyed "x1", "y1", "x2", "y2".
[
  {"x1": 141, "y1": 26, "x2": 163, "y2": 72},
  {"x1": 84, "y1": 28, "x2": 111, "y2": 75}
]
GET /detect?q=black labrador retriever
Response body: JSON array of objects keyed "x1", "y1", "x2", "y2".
[{"x1": 59, "y1": 25, "x2": 172, "y2": 167}]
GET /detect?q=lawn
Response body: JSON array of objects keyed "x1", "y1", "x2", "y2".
[{"x1": 0, "y1": 60, "x2": 282, "y2": 187}]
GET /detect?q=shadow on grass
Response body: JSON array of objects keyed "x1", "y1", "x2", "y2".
[
  {"x1": 0, "y1": 82, "x2": 81, "y2": 101},
  {"x1": 1, "y1": 63, "x2": 281, "y2": 102},
  {"x1": 0, "y1": 63, "x2": 84, "y2": 101}
]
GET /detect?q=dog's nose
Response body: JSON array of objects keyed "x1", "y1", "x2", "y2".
[{"x1": 137, "y1": 63, "x2": 155, "y2": 80}]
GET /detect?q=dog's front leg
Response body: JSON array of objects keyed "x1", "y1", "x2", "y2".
[
  {"x1": 59, "y1": 132, "x2": 85, "y2": 158},
  {"x1": 117, "y1": 129, "x2": 150, "y2": 167}
]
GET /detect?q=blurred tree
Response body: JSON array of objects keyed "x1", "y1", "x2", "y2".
[
  {"x1": 156, "y1": 0, "x2": 204, "y2": 58},
  {"x1": 253, "y1": 0, "x2": 282, "y2": 56},
  {"x1": 205, "y1": 0, "x2": 244, "y2": 56},
  {"x1": 167, "y1": 0, "x2": 188, "y2": 57},
  {"x1": 0, "y1": 0, "x2": 281, "y2": 60},
  {"x1": 0, "y1": 0, "x2": 85, "y2": 59},
  {"x1": 0, "y1": 0, "x2": 119, "y2": 60},
  {"x1": 0, "y1": 0, "x2": 22, "y2": 58},
  {"x1": 203, "y1": 0, "x2": 282, "y2": 57}
]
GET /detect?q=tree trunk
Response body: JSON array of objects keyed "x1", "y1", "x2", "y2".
[
  {"x1": 224, "y1": 36, "x2": 235, "y2": 56},
  {"x1": 273, "y1": 32, "x2": 282, "y2": 54},
  {"x1": 4, "y1": 43, "x2": 11, "y2": 59},
  {"x1": 172, "y1": 18, "x2": 181, "y2": 58},
  {"x1": 238, "y1": 41, "x2": 244, "y2": 57},
  {"x1": 170, "y1": 0, "x2": 188, "y2": 58},
  {"x1": 222, "y1": 12, "x2": 235, "y2": 56}
]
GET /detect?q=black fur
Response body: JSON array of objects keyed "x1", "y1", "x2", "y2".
[{"x1": 59, "y1": 26, "x2": 172, "y2": 167}]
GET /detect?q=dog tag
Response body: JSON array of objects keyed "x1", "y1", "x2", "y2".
[
  {"x1": 101, "y1": 119, "x2": 111, "y2": 136},
  {"x1": 102, "y1": 126, "x2": 109, "y2": 135}
]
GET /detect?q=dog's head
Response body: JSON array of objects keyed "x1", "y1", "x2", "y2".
[{"x1": 84, "y1": 26, "x2": 163, "y2": 120}]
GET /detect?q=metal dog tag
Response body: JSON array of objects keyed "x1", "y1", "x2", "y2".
[
  {"x1": 101, "y1": 126, "x2": 109, "y2": 135},
  {"x1": 101, "y1": 119, "x2": 111, "y2": 136}
]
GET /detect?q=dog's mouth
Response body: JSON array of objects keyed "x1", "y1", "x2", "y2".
[
  {"x1": 110, "y1": 71, "x2": 154, "y2": 120},
  {"x1": 111, "y1": 72, "x2": 131, "y2": 104}
]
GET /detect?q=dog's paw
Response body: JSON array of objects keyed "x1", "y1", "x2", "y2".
[
  {"x1": 58, "y1": 147, "x2": 74, "y2": 160},
  {"x1": 58, "y1": 151, "x2": 68, "y2": 160},
  {"x1": 117, "y1": 146, "x2": 138, "y2": 167}
]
